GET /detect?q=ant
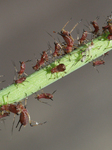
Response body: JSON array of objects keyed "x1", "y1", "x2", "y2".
[{"x1": 32, "y1": 51, "x2": 48, "y2": 71}]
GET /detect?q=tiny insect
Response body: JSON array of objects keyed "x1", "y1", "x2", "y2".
[
  {"x1": 90, "y1": 16, "x2": 100, "y2": 35},
  {"x1": 93, "y1": 60, "x2": 105, "y2": 73},
  {"x1": 93, "y1": 60, "x2": 105, "y2": 66},
  {"x1": 12, "y1": 60, "x2": 31, "y2": 77},
  {"x1": 53, "y1": 19, "x2": 82, "y2": 54},
  {"x1": 14, "y1": 76, "x2": 26, "y2": 84},
  {"x1": 51, "y1": 63, "x2": 66, "y2": 73},
  {"x1": 35, "y1": 90, "x2": 56, "y2": 101},
  {"x1": 16, "y1": 102, "x2": 46, "y2": 131},
  {"x1": 46, "y1": 31, "x2": 62, "y2": 57},
  {"x1": 32, "y1": 51, "x2": 48, "y2": 71},
  {"x1": 18, "y1": 60, "x2": 31, "y2": 76},
  {"x1": 1, "y1": 104, "x2": 20, "y2": 115},
  {"x1": 77, "y1": 30, "x2": 88, "y2": 45},
  {"x1": 102, "y1": 24, "x2": 112, "y2": 40},
  {"x1": 1, "y1": 92, "x2": 20, "y2": 115},
  {"x1": 81, "y1": 40, "x2": 94, "y2": 61},
  {"x1": 53, "y1": 42, "x2": 62, "y2": 57},
  {"x1": 58, "y1": 19, "x2": 82, "y2": 46}
]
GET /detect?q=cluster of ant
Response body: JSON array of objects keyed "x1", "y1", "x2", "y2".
[{"x1": 0, "y1": 13, "x2": 112, "y2": 132}]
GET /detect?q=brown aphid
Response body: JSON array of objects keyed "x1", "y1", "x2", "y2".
[
  {"x1": 51, "y1": 64, "x2": 66, "y2": 73},
  {"x1": 14, "y1": 76, "x2": 26, "y2": 84},
  {"x1": 93, "y1": 60, "x2": 105, "y2": 66}
]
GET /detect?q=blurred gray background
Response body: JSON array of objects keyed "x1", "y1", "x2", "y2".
[{"x1": 0, "y1": 0, "x2": 112, "y2": 150}]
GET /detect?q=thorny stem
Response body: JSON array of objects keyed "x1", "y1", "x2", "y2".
[{"x1": 0, "y1": 32, "x2": 111, "y2": 105}]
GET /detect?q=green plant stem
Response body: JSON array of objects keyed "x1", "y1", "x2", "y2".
[{"x1": 0, "y1": 32, "x2": 112, "y2": 105}]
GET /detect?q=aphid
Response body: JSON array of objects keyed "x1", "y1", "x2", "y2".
[
  {"x1": 16, "y1": 103, "x2": 46, "y2": 131},
  {"x1": 102, "y1": 24, "x2": 112, "y2": 40},
  {"x1": 32, "y1": 51, "x2": 48, "y2": 71},
  {"x1": 35, "y1": 90, "x2": 56, "y2": 101},
  {"x1": 14, "y1": 76, "x2": 26, "y2": 84},
  {"x1": 105, "y1": 13, "x2": 112, "y2": 25},
  {"x1": 58, "y1": 19, "x2": 82, "y2": 46},
  {"x1": 93, "y1": 60, "x2": 105, "y2": 66},
  {"x1": 51, "y1": 64, "x2": 66, "y2": 73},
  {"x1": 93, "y1": 60, "x2": 105, "y2": 73},
  {"x1": 90, "y1": 16, "x2": 100, "y2": 35},
  {"x1": 77, "y1": 30, "x2": 88, "y2": 45},
  {"x1": 53, "y1": 42, "x2": 62, "y2": 57},
  {"x1": 18, "y1": 60, "x2": 31, "y2": 76},
  {"x1": 46, "y1": 32, "x2": 62, "y2": 57},
  {"x1": 54, "y1": 19, "x2": 82, "y2": 54},
  {"x1": 1, "y1": 104, "x2": 19, "y2": 115},
  {"x1": 82, "y1": 40, "x2": 94, "y2": 61},
  {"x1": 12, "y1": 60, "x2": 31, "y2": 77},
  {"x1": 1, "y1": 92, "x2": 20, "y2": 115}
]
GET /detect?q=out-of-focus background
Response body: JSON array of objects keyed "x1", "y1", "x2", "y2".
[{"x1": 0, "y1": 0, "x2": 112, "y2": 150}]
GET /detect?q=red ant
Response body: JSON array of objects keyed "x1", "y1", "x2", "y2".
[
  {"x1": 32, "y1": 51, "x2": 48, "y2": 71},
  {"x1": 93, "y1": 60, "x2": 105, "y2": 73},
  {"x1": 51, "y1": 63, "x2": 66, "y2": 73}
]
